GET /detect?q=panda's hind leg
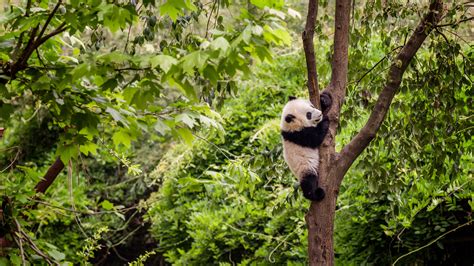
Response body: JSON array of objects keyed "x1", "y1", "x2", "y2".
[{"x1": 300, "y1": 173, "x2": 325, "y2": 201}]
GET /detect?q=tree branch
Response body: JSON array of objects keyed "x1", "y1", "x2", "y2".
[
  {"x1": 34, "y1": 157, "x2": 65, "y2": 194},
  {"x1": 435, "y1": 16, "x2": 473, "y2": 28},
  {"x1": 335, "y1": 0, "x2": 444, "y2": 181},
  {"x1": 6, "y1": 2, "x2": 66, "y2": 80},
  {"x1": 329, "y1": 0, "x2": 351, "y2": 92},
  {"x1": 37, "y1": 23, "x2": 68, "y2": 47},
  {"x1": 302, "y1": 0, "x2": 320, "y2": 108},
  {"x1": 36, "y1": 0, "x2": 63, "y2": 43},
  {"x1": 354, "y1": 45, "x2": 403, "y2": 87}
]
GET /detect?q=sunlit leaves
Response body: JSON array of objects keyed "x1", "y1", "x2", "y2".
[
  {"x1": 250, "y1": 0, "x2": 284, "y2": 9},
  {"x1": 149, "y1": 55, "x2": 177, "y2": 73},
  {"x1": 97, "y1": 3, "x2": 136, "y2": 32},
  {"x1": 159, "y1": 0, "x2": 197, "y2": 21},
  {"x1": 181, "y1": 51, "x2": 209, "y2": 75}
]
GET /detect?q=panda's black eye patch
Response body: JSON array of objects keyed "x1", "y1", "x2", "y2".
[
  {"x1": 306, "y1": 112, "x2": 312, "y2": 120},
  {"x1": 285, "y1": 114, "x2": 295, "y2": 123}
]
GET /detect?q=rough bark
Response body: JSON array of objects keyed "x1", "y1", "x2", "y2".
[
  {"x1": 302, "y1": 0, "x2": 444, "y2": 265},
  {"x1": 302, "y1": 0, "x2": 321, "y2": 109},
  {"x1": 304, "y1": 0, "x2": 351, "y2": 264}
]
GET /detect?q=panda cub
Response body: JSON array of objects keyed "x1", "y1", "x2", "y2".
[{"x1": 280, "y1": 92, "x2": 332, "y2": 201}]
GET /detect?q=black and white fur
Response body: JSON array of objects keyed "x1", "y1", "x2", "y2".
[{"x1": 280, "y1": 92, "x2": 332, "y2": 201}]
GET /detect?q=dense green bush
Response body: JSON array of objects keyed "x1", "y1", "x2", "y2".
[{"x1": 147, "y1": 56, "x2": 314, "y2": 265}]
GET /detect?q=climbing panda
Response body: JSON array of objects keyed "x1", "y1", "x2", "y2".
[{"x1": 280, "y1": 92, "x2": 332, "y2": 201}]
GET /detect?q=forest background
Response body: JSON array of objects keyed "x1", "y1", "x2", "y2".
[{"x1": 0, "y1": 0, "x2": 472, "y2": 265}]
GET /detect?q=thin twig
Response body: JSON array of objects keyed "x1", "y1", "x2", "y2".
[
  {"x1": 124, "y1": 24, "x2": 132, "y2": 53},
  {"x1": 302, "y1": 0, "x2": 321, "y2": 108},
  {"x1": 436, "y1": 17, "x2": 474, "y2": 28},
  {"x1": 354, "y1": 46, "x2": 403, "y2": 87},
  {"x1": 20, "y1": 230, "x2": 56, "y2": 265},
  {"x1": 205, "y1": 0, "x2": 218, "y2": 39},
  {"x1": 12, "y1": 218, "x2": 26, "y2": 265},
  {"x1": 37, "y1": 23, "x2": 68, "y2": 46},
  {"x1": 32, "y1": 199, "x2": 139, "y2": 215},
  {"x1": 392, "y1": 221, "x2": 472, "y2": 265},
  {"x1": 1, "y1": 148, "x2": 20, "y2": 173},
  {"x1": 35, "y1": 48, "x2": 46, "y2": 67}
]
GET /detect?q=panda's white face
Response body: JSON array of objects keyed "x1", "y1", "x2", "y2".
[{"x1": 281, "y1": 98, "x2": 323, "y2": 132}]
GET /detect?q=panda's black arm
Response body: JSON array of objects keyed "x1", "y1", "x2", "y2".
[
  {"x1": 312, "y1": 117, "x2": 329, "y2": 147},
  {"x1": 320, "y1": 91, "x2": 332, "y2": 114}
]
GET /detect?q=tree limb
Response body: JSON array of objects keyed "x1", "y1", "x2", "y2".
[
  {"x1": 34, "y1": 157, "x2": 65, "y2": 194},
  {"x1": 335, "y1": 0, "x2": 444, "y2": 181},
  {"x1": 37, "y1": 23, "x2": 68, "y2": 47},
  {"x1": 5, "y1": 2, "x2": 66, "y2": 80},
  {"x1": 36, "y1": 0, "x2": 63, "y2": 43},
  {"x1": 328, "y1": 0, "x2": 351, "y2": 93},
  {"x1": 436, "y1": 16, "x2": 473, "y2": 28},
  {"x1": 302, "y1": 0, "x2": 320, "y2": 108}
]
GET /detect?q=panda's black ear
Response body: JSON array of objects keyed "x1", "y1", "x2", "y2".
[
  {"x1": 288, "y1": 96, "x2": 297, "y2": 101},
  {"x1": 285, "y1": 114, "x2": 295, "y2": 123}
]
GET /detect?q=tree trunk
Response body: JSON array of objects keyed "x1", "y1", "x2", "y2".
[
  {"x1": 301, "y1": 0, "x2": 444, "y2": 264},
  {"x1": 306, "y1": 187, "x2": 337, "y2": 265}
]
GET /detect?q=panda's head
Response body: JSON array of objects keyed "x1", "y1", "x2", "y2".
[{"x1": 281, "y1": 97, "x2": 323, "y2": 132}]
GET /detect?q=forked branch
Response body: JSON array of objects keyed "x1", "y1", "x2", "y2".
[{"x1": 336, "y1": 0, "x2": 444, "y2": 181}]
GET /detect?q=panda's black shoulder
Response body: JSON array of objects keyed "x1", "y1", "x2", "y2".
[
  {"x1": 282, "y1": 116, "x2": 329, "y2": 148},
  {"x1": 281, "y1": 126, "x2": 321, "y2": 149}
]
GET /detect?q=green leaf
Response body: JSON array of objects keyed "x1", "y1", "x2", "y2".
[
  {"x1": 176, "y1": 127, "x2": 194, "y2": 145},
  {"x1": 48, "y1": 249, "x2": 66, "y2": 261},
  {"x1": 79, "y1": 142, "x2": 99, "y2": 156},
  {"x1": 181, "y1": 51, "x2": 209, "y2": 74},
  {"x1": 154, "y1": 120, "x2": 171, "y2": 135},
  {"x1": 71, "y1": 63, "x2": 89, "y2": 80},
  {"x1": 9, "y1": 254, "x2": 21, "y2": 266},
  {"x1": 101, "y1": 200, "x2": 114, "y2": 210},
  {"x1": 210, "y1": 37, "x2": 230, "y2": 56},
  {"x1": 57, "y1": 144, "x2": 79, "y2": 164},
  {"x1": 250, "y1": 0, "x2": 284, "y2": 9},
  {"x1": 176, "y1": 113, "x2": 196, "y2": 128},
  {"x1": 106, "y1": 107, "x2": 129, "y2": 126},
  {"x1": 112, "y1": 130, "x2": 132, "y2": 148},
  {"x1": 150, "y1": 55, "x2": 178, "y2": 73},
  {"x1": 273, "y1": 28, "x2": 291, "y2": 45},
  {"x1": 160, "y1": 0, "x2": 196, "y2": 21}
]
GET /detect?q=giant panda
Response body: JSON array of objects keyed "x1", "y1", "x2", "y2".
[{"x1": 280, "y1": 92, "x2": 332, "y2": 201}]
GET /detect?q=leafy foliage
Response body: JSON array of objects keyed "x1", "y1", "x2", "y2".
[
  {"x1": 0, "y1": 0, "x2": 294, "y2": 263},
  {"x1": 147, "y1": 57, "x2": 311, "y2": 264}
]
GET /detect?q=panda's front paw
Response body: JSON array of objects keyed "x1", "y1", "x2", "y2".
[{"x1": 320, "y1": 91, "x2": 332, "y2": 113}]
